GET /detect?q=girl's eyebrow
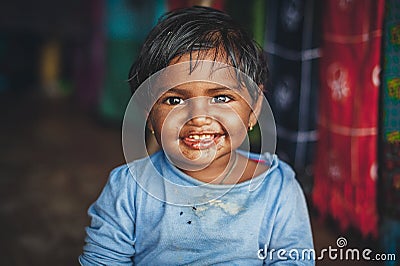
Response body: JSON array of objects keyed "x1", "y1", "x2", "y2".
[
  {"x1": 206, "y1": 87, "x2": 237, "y2": 94},
  {"x1": 165, "y1": 86, "x2": 237, "y2": 95}
]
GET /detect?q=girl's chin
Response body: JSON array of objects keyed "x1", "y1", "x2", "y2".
[
  {"x1": 164, "y1": 147, "x2": 218, "y2": 171},
  {"x1": 177, "y1": 148, "x2": 217, "y2": 163},
  {"x1": 168, "y1": 156, "x2": 214, "y2": 172}
]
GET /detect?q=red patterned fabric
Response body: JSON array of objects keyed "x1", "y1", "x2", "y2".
[{"x1": 312, "y1": 0, "x2": 385, "y2": 238}]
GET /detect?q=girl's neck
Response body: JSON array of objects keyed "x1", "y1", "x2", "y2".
[
  {"x1": 180, "y1": 152, "x2": 233, "y2": 184},
  {"x1": 179, "y1": 151, "x2": 269, "y2": 185}
]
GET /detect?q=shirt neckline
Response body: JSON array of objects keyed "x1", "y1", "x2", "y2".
[{"x1": 160, "y1": 150, "x2": 278, "y2": 190}]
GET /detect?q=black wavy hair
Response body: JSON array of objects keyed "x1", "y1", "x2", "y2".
[{"x1": 128, "y1": 6, "x2": 268, "y2": 99}]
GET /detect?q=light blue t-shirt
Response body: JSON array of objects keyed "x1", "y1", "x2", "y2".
[{"x1": 79, "y1": 150, "x2": 314, "y2": 265}]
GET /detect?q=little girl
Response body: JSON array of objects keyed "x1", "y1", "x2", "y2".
[{"x1": 80, "y1": 6, "x2": 314, "y2": 265}]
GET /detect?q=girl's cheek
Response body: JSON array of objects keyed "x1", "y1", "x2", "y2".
[{"x1": 232, "y1": 128, "x2": 249, "y2": 144}]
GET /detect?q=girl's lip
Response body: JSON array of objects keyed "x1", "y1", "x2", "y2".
[{"x1": 180, "y1": 133, "x2": 224, "y2": 150}]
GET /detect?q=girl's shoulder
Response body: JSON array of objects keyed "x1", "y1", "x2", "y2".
[
  {"x1": 107, "y1": 150, "x2": 165, "y2": 184},
  {"x1": 114, "y1": 150, "x2": 164, "y2": 170},
  {"x1": 237, "y1": 150, "x2": 298, "y2": 191},
  {"x1": 237, "y1": 150, "x2": 295, "y2": 176}
]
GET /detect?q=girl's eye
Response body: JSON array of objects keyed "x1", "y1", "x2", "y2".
[
  {"x1": 165, "y1": 97, "x2": 184, "y2": 105},
  {"x1": 211, "y1": 95, "x2": 232, "y2": 104}
]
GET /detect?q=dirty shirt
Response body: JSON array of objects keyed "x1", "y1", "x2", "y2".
[{"x1": 79, "y1": 150, "x2": 314, "y2": 265}]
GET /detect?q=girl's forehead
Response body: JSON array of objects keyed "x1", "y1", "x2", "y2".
[
  {"x1": 164, "y1": 81, "x2": 243, "y2": 97},
  {"x1": 172, "y1": 81, "x2": 233, "y2": 90},
  {"x1": 152, "y1": 66, "x2": 252, "y2": 103},
  {"x1": 169, "y1": 48, "x2": 228, "y2": 66},
  {"x1": 155, "y1": 60, "x2": 244, "y2": 91}
]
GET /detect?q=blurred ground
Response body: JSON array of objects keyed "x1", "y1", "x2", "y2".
[{"x1": 0, "y1": 91, "x2": 385, "y2": 265}]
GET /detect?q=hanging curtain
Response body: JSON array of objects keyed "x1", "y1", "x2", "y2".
[
  {"x1": 312, "y1": 0, "x2": 385, "y2": 237},
  {"x1": 74, "y1": 0, "x2": 106, "y2": 109},
  {"x1": 252, "y1": 0, "x2": 266, "y2": 46},
  {"x1": 264, "y1": 0, "x2": 321, "y2": 195},
  {"x1": 98, "y1": 0, "x2": 166, "y2": 124},
  {"x1": 379, "y1": 0, "x2": 400, "y2": 263}
]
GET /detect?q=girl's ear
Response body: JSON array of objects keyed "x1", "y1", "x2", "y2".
[
  {"x1": 148, "y1": 123, "x2": 154, "y2": 134},
  {"x1": 249, "y1": 85, "x2": 264, "y2": 126},
  {"x1": 146, "y1": 117, "x2": 154, "y2": 134},
  {"x1": 145, "y1": 106, "x2": 155, "y2": 131}
]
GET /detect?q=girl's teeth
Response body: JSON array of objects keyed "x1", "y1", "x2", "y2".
[
  {"x1": 182, "y1": 134, "x2": 222, "y2": 149},
  {"x1": 188, "y1": 134, "x2": 213, "y2": 140}
]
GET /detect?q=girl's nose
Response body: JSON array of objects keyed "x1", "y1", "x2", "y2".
[
  {"x1": 188, "y1": 115, "x2": 212, "y2": 126},
  {"x1": 186, "y1": 97, "x2": 212, "y2": 126}
]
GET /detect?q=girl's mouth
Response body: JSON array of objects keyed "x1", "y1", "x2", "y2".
[{"x1": 181, "y1": 133, "x2": 224, "y2": 150}]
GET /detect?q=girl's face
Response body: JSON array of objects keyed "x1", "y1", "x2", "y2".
[{"x1": 147, "y1": 52, "x2": 262, "y2": 174}]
